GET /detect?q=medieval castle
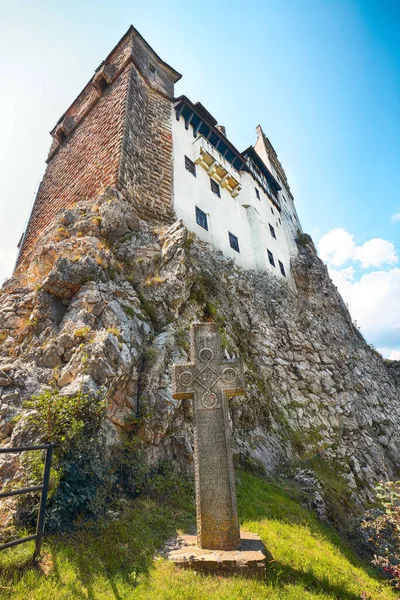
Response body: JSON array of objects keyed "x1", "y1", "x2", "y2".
[{"x1": 16, "y1": 26, "x2": 302, "y2": 281}]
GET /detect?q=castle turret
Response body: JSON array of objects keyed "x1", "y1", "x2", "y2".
[{"x1": 16, "y1": 26, "x2": 181, "y2": 269}]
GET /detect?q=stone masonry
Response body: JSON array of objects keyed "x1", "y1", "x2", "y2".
[
  {"x1": 172, "y1": 323, "x2": 245, "y2": 550},
  {"x1": 16, "y1": 26, "x2": 181, "y2": 268}
]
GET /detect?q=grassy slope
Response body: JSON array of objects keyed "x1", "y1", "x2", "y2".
[{"x1": 0, "y1": 471, "x2": 396, "y2": 600}]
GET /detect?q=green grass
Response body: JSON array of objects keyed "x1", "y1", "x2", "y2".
[{"x1": 0, "y1": 471, "x2": 396, "y2": 600}]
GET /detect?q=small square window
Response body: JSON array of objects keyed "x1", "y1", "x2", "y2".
[
  {"x1": 255, "y1": 187, "x2": 260, "y2": 200},
  {"x1": 185, "y1": 155, "x2": 196, "y2": 177},
  {"x1": 210, "y1": 178, "x2": 220, "y2": 197},
  {"x1": 269, "y1": 224, "x2": 276, "y2": 239},
  {"x1": 279, "y1": 260, "x2": 286, "y2": 277},
  {"x1": 149, "y1": 63, "x2": 156, "y2": 74},
  {"x1": 56, "y1": 130, "x2": 67, "y2": 144},
  {"x1": 196, "y1": 206, "x2": 208, "y2": 230},
  {"x1": 97, "y1": 76, "x2": 109, "y2": 93},
  {"x1": 267, "y1": 249, "x2": 275, "y2": 267},
  {"x1": 228, "y1": 231, "x2": 240, "y2": 253}
]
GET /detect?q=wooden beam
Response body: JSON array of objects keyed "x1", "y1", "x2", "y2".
[
  {"x1": 175, "y1": 102, "x2": 185, "y2": 121},
  {"x1": 184, "y1": 112, "x2": 194, "y2": 130},
  {"x1": 193, "y1": 119, "x2": 203, "y2": 138}
]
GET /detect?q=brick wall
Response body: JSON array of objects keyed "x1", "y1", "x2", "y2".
[
  {"x1": 17, "y1": 67, "x2": 130, "y2": 267},
  {"x1": 16, "y1": 27, "x2": 180, "y2": 269}
]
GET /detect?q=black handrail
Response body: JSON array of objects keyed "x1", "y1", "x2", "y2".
[{"x1": 0, "y1": 444, "x2": 54, "y2": 559}]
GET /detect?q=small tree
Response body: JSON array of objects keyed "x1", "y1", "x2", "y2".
[{"x1": 22, "y1": 389, "x2": 107, "y2": 529}]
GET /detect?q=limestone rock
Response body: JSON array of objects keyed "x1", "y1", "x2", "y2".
[{"x1": 0, "y1": 188, "x2": 399, "y2": 529}]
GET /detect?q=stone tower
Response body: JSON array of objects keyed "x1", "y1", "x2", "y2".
[{"x1": 16, "y1": 26, "x2": 181, "y2": 268}]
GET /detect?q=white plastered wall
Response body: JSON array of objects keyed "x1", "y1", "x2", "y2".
[{"x1": 172, "y1": 112, "x2": 297, "y2": 285}]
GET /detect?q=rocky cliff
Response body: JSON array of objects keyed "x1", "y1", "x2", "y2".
[{"x1": 1, "y1": 189, "x2": 399, "y2": 531}]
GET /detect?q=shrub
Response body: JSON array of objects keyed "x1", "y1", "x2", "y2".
[
  {"x1": 24, "y1": 390, "x2": 106, "y2": 459},
  {"x1": 362, "y1": 480, "x2": 400, "y2": 588},
  {"x1": 145, "y1": 275, "x2": 165, "y2": 286},
  {"x1": 22, "y1": 390, "x2": 107, "y2": 530},
  {"x1": 296, "y1": 232, "x2": 313, "y2": 248},
  {"x1": 122, "y1": 304, "x2": 136, "y2": 318},
  {"x1": 73, "y1": 326, "x2": 91, "y2": 338},
  {"x1": 107, "y1": 327, "x2": 120, "y2": 338}
]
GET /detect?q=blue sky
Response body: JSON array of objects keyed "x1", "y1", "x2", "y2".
[{"x1": 1, "y1": 0, "x2": 399, "y2": 355}]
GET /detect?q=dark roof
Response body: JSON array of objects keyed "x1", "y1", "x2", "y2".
[
  {"x1": 52, "y1": 25, "x2": 182, "y2": 132},
  {"x1": 174, "y1": 96, "x2": 246, "y2": 171},
  {"x1": 194, "y1": 102, "x2": 218, "y2": 126},
  {"x1": 174, "y1": 96, "x2": 284, "y2": 202},
  {"x1": 242, "y1": 146, "x2": 282, "y2": 193}
]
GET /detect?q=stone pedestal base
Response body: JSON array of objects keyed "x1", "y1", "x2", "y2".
[{"x1": 165, "y1": 531, "x2": 271, "y2": 577}]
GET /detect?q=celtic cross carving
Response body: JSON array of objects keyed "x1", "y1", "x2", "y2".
[
  {"x1": 172, "y1": 326, "x2": 245, "y2": 410},
  {"x1": 172, "y1": 322, "x2": 246, "y2": 551}
]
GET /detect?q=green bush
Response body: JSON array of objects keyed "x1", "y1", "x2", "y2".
[
  {"x1": 24, "y1": 390, "x2": 106, "y2": 456},
  {"x1": 23, "y1": 390, "x2": 107, "y2": 530}
]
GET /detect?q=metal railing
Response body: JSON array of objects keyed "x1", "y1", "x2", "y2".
[{"x1": 0, "y1": 444, "x2": 54, "y2": 559}]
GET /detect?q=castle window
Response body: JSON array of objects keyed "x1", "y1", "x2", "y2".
[
  {"x1": 210, "y1": 179, "x2": 220, "y2": 197},
  {"x1": 279, "y1": 260, "x2": 286, "y2": 277},
  {"x1": 269, "y1": 224, "x2": 276, "y2": 239},
  {"x1": 149, "y1": 63, "x2": 156, "y2": 74},
  {"x1": 270, "y1": 207, "x2": 274, "y2": 215},
  {"x1": 267, "y1": 249, "x2": 275, "y2": 267},
  {"x1": 185, "y1": 155, "x2": 196, "y2": 177},
  {"x1": 196, "y1": 206, "x2": 208, "y2": 230},
  {"x1": 56, "y1": 130, "x2": 67, "y2": 144},
  {"x1": 229, "y1": 232, "x2": 240, "y2": 253},
  {"x1": 96, "y1": 76, "x2": 109, "y2": 93},
  {"x1": 255, "y1": 187, "x2": 260, "y2": 200}
]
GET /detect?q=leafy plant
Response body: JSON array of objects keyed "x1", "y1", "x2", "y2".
[
  {"x1": 122, "y1": 304, "x2": 136, "y2": 318},
  {"x1": 24, "y1": 390, "x2": 106, "y2": 458},
  {"x1": 362, "y1": 481, "x2": 400, "y2": 589},
  {"x1": 107, "y1": 327, "x2": 121, "y2": 338},
  {"x1": 296, "y1": 232, "x2": 313, "y2": 248},
  {"x1": 174, "y1": 327, "x2": 189, "y2": 351},
  {"x1": 145, "y1": 275, "x2": 165, "y2": 286},
  {"x1": 73, "y1": 326, "x2": 91, "y2": 338},
  {"x1": 21, "y1": 390, "x2": 107, "y2": 529}
]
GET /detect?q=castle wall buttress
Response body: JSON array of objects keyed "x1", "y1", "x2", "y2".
[{"x1": 117, "y1": 66, "x2": 175, "y2": 224}]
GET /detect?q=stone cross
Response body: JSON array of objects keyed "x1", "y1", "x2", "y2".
[{"x1": 172, "y1": 322, "x2": 245, "y2": 551}]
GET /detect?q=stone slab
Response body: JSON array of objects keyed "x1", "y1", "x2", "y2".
[
  {"x1": 172, "y1": 323, "x2": 245, "y2": 550},
  {"x1": 165, "y1": 531, "x2": 271, "y2": 577}
]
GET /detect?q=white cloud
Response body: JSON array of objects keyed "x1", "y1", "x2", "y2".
[
  {"x1": 318, "y1": 228, "x2": 357, "y2": 267},
  {"x1": 391, "y1": 213, "x2": 400, "y2": 223},
  {"x1": 378, "y1": 348, "x2": 400, "y2": 360},
  {"x1": 320, "y1": 227, "x2": 399, "y2": 355},
  {"x1": 329, "y1": 266, "x2": 400, "y2": 352},
  {"x1": 318, "y1": 228, "x2": 398, "y2": 270},
  {"x1": 355, "y1": 238, "x2": 397, "y2": 268}
]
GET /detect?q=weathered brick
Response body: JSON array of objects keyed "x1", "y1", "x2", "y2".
[{"x1": 16, "y1": 26, "x2": 181, "y2": 268}]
